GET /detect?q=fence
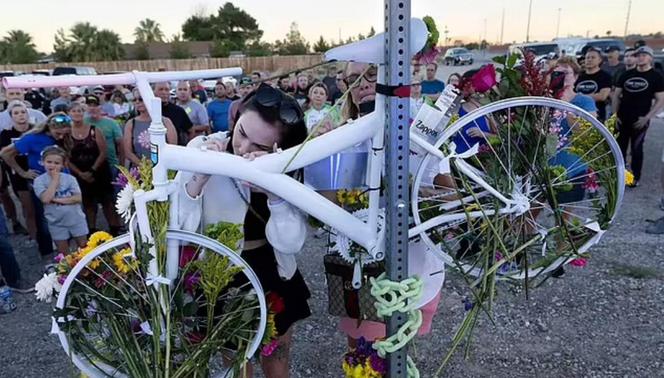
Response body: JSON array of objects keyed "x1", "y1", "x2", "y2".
[{"x1": 0, "y1": 55, "x2": 326, "y2": 76}]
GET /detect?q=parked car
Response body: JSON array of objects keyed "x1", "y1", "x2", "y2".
[
  {"x1": 52, "y1": 66, "x2": 97, "y2": 76},
  {"x1": 509, "y1": 42, "x2": 560, "y2": 60},
  {"x1": 563, "y1": 39, "x2": 626, "y2": 60},
  {"x1": 443, "y1": 48, "x2": 474, "y2": 66},
  {"x1": 31, "y1": 69, "x2": 52, "y2": 76}
]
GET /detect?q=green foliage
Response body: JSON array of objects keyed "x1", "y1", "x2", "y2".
[
  {"x1": 52, "y1": 23, "x2": 124, "y2": 62},
  {"x1": 134, "y1": 42, "x2": 150, "y2": 60},
  {"x1": 204, "y1": 222, "x2": 244, "y2": 252},
  {"x1": 168, "y1": 34, "x2": 191, "y2": 59},
  {"x1": 134, "y1": 18, "x2": 165, "y2": 43},
  {"x1": 313, "y1": 36, "x2": 330, "y2": 53},
  {"x1": 182, "y1": 2, "x2": 263, "y2": 55},
  {"x1": 423, "y1": 16, "x2": 439, "y2": 50},
  {"x1": 273, "y1": 22, "x2": 310, "y2": 55},
  {"x1": 0, "y1": 30, "x2": 40, "y2": 64}
]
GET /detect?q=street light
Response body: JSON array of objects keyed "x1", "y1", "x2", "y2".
[{"x1": 556, "y1": 8, "x2": 562, "y2": 39}]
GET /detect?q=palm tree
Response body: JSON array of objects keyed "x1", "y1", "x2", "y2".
[
  {"x1": 96, "y1": 29, "x2": 125, "y2": 61},
  {"x1": 68, "y1": 22, "x2": 99, "y2": 61},
  {"x1": 134, "y1": 19, "x2": 165, "y2": 43},
  {"x1": 1, "y1": 30, "x2": 39, "y2": 64}
]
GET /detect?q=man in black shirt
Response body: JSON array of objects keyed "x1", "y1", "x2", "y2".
[
  {"x1": 153, "y1": 82, "x2": 193, "y2": 146},
  {"x1": 575, "y1": 47, "x2": 612, "y2": 121},
  {"x1": 613, "y1": 46, "x2": 664, "y2": 187}
]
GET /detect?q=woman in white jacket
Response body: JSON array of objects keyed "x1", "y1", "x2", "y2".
[{"x1": 178, "y1": 84, "x2": 309, "y2": 377}]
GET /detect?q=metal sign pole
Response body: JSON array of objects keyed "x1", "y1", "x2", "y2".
[{"x1": 383, "y1": 0, "x2": 411, "y2": 377}]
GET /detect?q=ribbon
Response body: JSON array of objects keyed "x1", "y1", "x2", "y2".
[
  {"x1": 146, "y1": 274, "x2": 172, "y2": 288},
  {"x1": 577, "y1": 221, "x2": 606, "y2": 254},
  {"x1": 438, "y1": 142, "x2": 480, "y2": 175}
]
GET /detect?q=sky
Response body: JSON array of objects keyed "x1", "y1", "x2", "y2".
[{"x1": 2, "y1": 0, "x2": 663, "y2": 53}]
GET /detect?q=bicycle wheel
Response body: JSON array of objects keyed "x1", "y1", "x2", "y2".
[
  {"x1": 411, "y1": 97, "x2": 624, "y2": 281},
  {"x1": 53, "y1": 230, "x2": 267, "y2": 378}
]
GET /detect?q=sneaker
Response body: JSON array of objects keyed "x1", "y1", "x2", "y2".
[
  {"x1": 9, "y1": 279, "x2": 34, "y2": 294},
  {"x1": 645, "y1": 216, "x2": 664, "y2": 234}
]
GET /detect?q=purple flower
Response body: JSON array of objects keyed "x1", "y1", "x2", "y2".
[
  {"x1": 463, "y1": 296, "x2": 474, "y2": 311},
  {"x1": 113, "y1": 167, "x2": 140, "y2": 188},
  {"x1": 369, "y1": 354, "x2": 387, "y2": 374},
  {"x1": 184, "y1": 272, "x2": 201, "y2": 294}
]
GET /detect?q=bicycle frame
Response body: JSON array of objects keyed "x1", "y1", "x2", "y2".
[{"x1": 3, "y1": 67, "x2": 525, "y2": 276}]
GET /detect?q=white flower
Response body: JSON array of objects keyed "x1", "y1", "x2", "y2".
[
  {"x1": 116, "y1": 184, "x2": 135, "y2": 224},
  {"x1": 35, "y1": 272, "x2": 62, "y2": 303}
]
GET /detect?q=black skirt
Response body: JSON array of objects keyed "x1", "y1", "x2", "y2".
[{"x1": 240, "y1": 243, "x2": 311, "y2": 336}]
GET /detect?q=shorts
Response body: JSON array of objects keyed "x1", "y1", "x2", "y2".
[
  {"x1": 338, "y1": 291, "x2": 442, "y2": 340},
  {"x1": 48, "y1": 220, "x2": 89, "y2": 241}
]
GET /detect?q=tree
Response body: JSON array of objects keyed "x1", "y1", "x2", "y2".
[
  {"x1": 606, "y1": 30, "x2": 612, "y2": 37},
  {"x1": 0, "y1": 30, "x2": 40, "y2": 64},
  {"x1": 134, "y1": 18, "x2": 165, "y2": 43},
  {"x1": 367, "y1": 27, "x2": 376, "y2": 37},
  {"x1": 274, "y1": 22, "x2": 309, "y2": 55},
  {"x1": 134, "y1": 42, "x2": 150, "y2": 60},
  {"x1": 182, "y1": 2, "x2": 263, "y2": 56},
  {"x1": 312, "y1": 36, "x2": 330, "y2": 53},
  {"x1": 169, "y1": 34, "x2": 191, "y2": 59},
  {"x1": 357, "y1": 33, "x2": 366, "y2": 41},
  {"x1": 95, "y1": 29, "x2": 125, "y2": 61},
  {"x1": 52, "y1": 23, "x2": 125, "y2": 62}
]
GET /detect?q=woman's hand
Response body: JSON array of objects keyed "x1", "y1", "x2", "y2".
[
  {"x1": 310, "y1": 118, "x2": 335, "y2": 137},
  {"x1": 21, "y1": 169, "x2": 39, "y2": 180},
  {"x1": 202, "y1": 138, "x2": 228, "y2": 153},
  {"x1": 467, "y1": 127, "x2": 485, "y2": 138}
]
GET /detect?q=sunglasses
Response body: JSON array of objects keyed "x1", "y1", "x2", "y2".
[
  {"x1": 252, "y1": 84, "x2": 303, "y2": 125},
  {"x1": 344, "y1": 66, "x2": 378, "y2": 86},
  {"x1": 51, "y1": 114, "x2": 72, "y2": 126}
]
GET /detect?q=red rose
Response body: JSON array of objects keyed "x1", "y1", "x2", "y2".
[
  {"x1": 266, "y1": 292, "x2": 285, "y2": 314},
  {"x1": 179, "y1": 246, "x2": 198, "y2": 268},
  {"x1": 472, "y1": 64, "x2": 497, "y2": 93}
]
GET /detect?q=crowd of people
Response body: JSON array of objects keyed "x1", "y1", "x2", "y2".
[{"x1": 0, "y1": 38, "x2": 662, "y2": 376}]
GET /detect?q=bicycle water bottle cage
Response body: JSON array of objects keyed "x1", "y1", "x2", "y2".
[{"x1": 324, "y1": 18, "x2": 428, "y2": 64}]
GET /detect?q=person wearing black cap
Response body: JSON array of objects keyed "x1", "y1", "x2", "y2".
[
  {"x1": 574, "y1": 47, "x2": 612, "y2": 121},
  {"x1": 612, "y1": 45, "x2": 664, "y2": 187}
]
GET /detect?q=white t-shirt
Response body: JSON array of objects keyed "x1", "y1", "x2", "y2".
[{"x1": 304, "y1": 105, "x2": 332, "y2": 132}]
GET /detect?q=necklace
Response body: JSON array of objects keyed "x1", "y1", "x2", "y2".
[{"x1": 72, "y1": 125, "x2": 89, "y2": 139}]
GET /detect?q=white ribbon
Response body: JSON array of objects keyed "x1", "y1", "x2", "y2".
[
  {"x1": 438, "y1": 142, "x2": 480, "y2": 175},
  {"x1": 145, "y1": 274, "x2": 172, "y2": 288},
  {"x1": 577, "y1": 221, "x2": 606, "y2": 254}
]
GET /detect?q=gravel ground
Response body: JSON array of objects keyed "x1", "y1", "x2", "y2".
[{"x1": 2, "y1": 120, "x2": 663, "y2": 378}]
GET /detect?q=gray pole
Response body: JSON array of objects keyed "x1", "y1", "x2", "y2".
[
  {"x1": 500, "y1": 8, "x2": 505, "y2": 44},
  {"x1": 624, "y1": 0, "x2": 632, "y2": 37},
  {"x1": 556, "y1": 8, "x2": 561, "y2": 39},
  {"x1": 384, "y1": 0, "x2": 410, "y2": 376},
  {"x1": 526, "y1": 0, "x2": 533, "y2": 42}
]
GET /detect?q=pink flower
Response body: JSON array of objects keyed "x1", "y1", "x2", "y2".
[
  {"x1": 261, "y1": 339, "x2": 279, "y2": 357},
  {"x1": 471, "y1": 64, "x2": 497, "y2": 93},
  {"x1": 54, "y1": 253, "x2": 65, "y2": 263},
  {"x1": 58, "y1": 275, "x2": 67, "y2": 285},
  {"x1": 583, "y1": 169, "x2": 600, "y2": 194},
  {"x1": 570, "y1": 258, "x2": 588, "y2": 267}
]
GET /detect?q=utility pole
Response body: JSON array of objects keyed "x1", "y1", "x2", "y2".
[
  {"x1": 526, "y1": 0, "x2": 533, "y2": 42},
  {"x1": 444, "y1": 25, "x2": 449, "y2": 47},
  {"x1": 556, "y1": 8, "x2": 562, "y2": 39},
  {"x1": 624, "y1": 0, "x2": 632, "y2": 37},
  {"x1": 500, "y1": 8, "x2": 505, "y2": 44}
]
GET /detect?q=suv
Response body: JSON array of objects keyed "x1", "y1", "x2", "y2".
[
  {"x1": 565, "y1": 39, "x2": 625, "y2": 60},
  {"x1": 444, "y1": 48, "x2": 474, "y2": 66},
  {"x1": 52, "y1": 66, "x2": 97, "y2": 76}
]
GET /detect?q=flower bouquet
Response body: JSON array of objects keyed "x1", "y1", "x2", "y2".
[
  {"x1": 342, "y1": 337, "x2": 387, "y2": 378},
  {"x1": 37, "y1": 159, "x2": 265, "y2": 378}
]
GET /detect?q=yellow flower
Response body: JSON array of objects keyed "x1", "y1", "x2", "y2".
[
  {"x1": 625, "y1": 170, "x2": 635, "y2": 186},
  {"x1": 112, "y1": 248, "x2": 137, "y2": 274},
  {"x1": 88, "y1": 259, "x2": 101, "y2": 270},
  {"x1": 87, "y1": 231, "x2": 113, "y2": 249},
  {"x1": 337, "y1": 190, "x2": 348, "y2": 205}
]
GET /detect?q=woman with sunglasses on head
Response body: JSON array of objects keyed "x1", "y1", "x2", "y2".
[
  {"x1": 0, "y1": 101, "x2": 40, "y2": 241},
  {"x1": 66, "y1": 102, "x2": 123, "y2": 235},
  {"x1": 179, "y1": 84, "x2": 309, "y2": 377},
  {"x1": 0, "y1": 112, "x2": 73, "y2": 265},
  {"x1": 122, "y1": 89, "x2": 178, "y2": 167}
]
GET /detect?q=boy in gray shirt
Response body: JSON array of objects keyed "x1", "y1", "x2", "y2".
[{"x1": 33, "y1": 146, "x2": 88, "y2": 254}]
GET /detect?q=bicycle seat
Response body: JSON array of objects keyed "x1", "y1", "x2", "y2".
[{"x1": 324, "y1": 18, "x2": 428, "y2": 64}]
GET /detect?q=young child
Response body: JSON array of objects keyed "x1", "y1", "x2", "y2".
[{"x1": 33, "y1": 146, "x2": 88, "y2": 255}]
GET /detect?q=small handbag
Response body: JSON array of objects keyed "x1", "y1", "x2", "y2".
[{"x1": 323, "y1": 253, "x2": 384, "y2": 322}]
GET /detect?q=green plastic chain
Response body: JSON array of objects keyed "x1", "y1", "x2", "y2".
[{"x1": 369, "y1": 272, "x2": 424, "y2": 378}]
